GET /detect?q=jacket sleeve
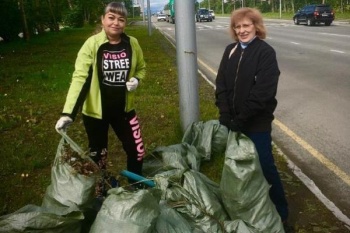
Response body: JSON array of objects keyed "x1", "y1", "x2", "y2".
[
  {"x1": 131, "y1": 38, "x2": 146, "y2": 81},
  {"x1": 215, "y1": 45, "x2": 232, "y2": 117},
  {"x1": 62, "y1": 37, "x2": 94, "y2": 120}
]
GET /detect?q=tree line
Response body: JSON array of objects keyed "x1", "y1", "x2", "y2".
[
  {"x1": 198, "y1": 0, "x2": 349, "y2": 15},
  {"x1": 0, "y1": 0, "x2": 137, "y2": 42},
  {"x1": 1, "y1": 0, "x2": 348, "y2": 42}
]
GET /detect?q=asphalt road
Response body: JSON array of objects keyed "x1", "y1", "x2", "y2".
[{"x1": 152, "y1": 16, "x2": 350, "y2": 223}]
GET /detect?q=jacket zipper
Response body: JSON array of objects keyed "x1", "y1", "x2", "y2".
[{"x1": 233, "y1": 49, "x2": 244, "y2": 115}]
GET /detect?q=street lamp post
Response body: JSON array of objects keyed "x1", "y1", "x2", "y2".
[
  {"x1": 132, "y1": 0, "x2": 134, "y2": 18},
  {"x1": 222, "y1": 0, "x2": 224, "y2": 15},
  {"x1": 147, "y1": 0, "x2": 151, "y2": 35},
  {"x1": 281, "y1": 0, "x2": 283, "y2": 18},
  {"x1": 175, "y1": 0, "x2": 199, "y2": 131},
  {"x1": 142, "y1": 0, "x2": 145, "y2": 22}
]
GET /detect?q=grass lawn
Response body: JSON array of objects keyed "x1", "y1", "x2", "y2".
[{"x1": 0, "y1": 23, "x2": 220, "y2": 214}]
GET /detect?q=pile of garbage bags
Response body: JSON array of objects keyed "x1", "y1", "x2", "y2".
[{"x1": 0, "y1": 120, "x2": 284, "y2": 233}]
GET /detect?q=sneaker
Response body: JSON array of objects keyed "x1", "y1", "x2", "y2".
[
  {"x1": 123, "y1": 182, "x2": 147, "y2": 192},
  {"x1": 108, "y1": 175, "x2": 119, "y2": 188},
  {"x1": 132, "y1": 182, "x2": 147, "y2": 190}
]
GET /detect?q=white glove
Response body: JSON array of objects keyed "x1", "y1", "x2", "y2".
[
  {"x1": 126, "y1": 77, "x2": 139, "y2": 91},
  {"x1": 55, "y1": 116, "x2": 73, "y2": 132}
]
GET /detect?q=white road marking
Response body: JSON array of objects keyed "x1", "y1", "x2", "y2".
[
  {"x1": 330, "y1": 49, "x2": 345, "y2": 54},
  {"x1": 319, "y1": 32, "x2": 350, "y2": 38},
  {"x1": 274, "y1": 145, "x2": 350, "y2": 227},
  {"x1": 273, "y1": 119, "x2": 350, "y2": 187}
]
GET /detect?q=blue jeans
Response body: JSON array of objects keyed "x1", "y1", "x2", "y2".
[{"x1": 244, "y1": 131, "x2": 289, "y2": 221}]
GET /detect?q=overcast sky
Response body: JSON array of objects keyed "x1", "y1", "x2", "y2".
[{"x1": 146, "y1": 0, "x2": 168, "y2": 12}]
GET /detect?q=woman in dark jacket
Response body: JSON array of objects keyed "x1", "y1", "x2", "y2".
[{"x1": 215, "y1": 7, "x2": 293, "y2": 232}]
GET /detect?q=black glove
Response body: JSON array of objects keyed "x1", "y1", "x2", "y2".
[
  {"x1": 229, "y1": 119, "x2": 243, "y2": 132},
  {"x1": 230, "y1": 119, "x2": 244, "y2": 145},
  {"x1": 219, "y1": 114, "x2": 231, "y2": 129}
]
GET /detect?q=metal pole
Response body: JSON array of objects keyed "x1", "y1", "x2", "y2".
[
  {"x1": 132, "y1": 0, "x2": 134, "y2": 18},
  {"x1": 175, "y1": 0, "x2": 199, "y2": 131},
  {"x1": 147, "y1": 0, "x2": 152, "y2": 35},
  {"x1": 279, "y1": 0, "x2": 282, "y2": 19},
  {"x1": 142, "y1": 0, "x2": 145, "y2": 22},
  {"x1": 222, "y1": 0, "x2": 224, "y2": 15}
]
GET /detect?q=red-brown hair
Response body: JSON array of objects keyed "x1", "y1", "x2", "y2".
[{"x1": 229, "y1": 7, "x2": 266, "y2": 41}]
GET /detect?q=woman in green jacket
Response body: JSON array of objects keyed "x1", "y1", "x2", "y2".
[{"x1": 55, "y1": 2, "x2": 146, "y2": 190}]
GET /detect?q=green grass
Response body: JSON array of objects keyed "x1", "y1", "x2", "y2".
[{"x1": 0, "y1": 23, "x2": 220, "y2": 214}]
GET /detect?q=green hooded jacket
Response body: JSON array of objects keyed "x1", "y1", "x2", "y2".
[{"x1": 62, "y1": 29, "x2": 146, "y2": 120}]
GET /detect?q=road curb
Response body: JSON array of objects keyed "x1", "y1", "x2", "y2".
[{"x1": 273, "y1": 144, "x2": 350, "y2": 229}]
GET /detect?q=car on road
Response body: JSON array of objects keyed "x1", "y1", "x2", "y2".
[
  {"x1": 196, "y1": 8, "x2": 212, "y2": 22},
  {"x1": 293, "y1": 4, "x2": 334, "y2": 26},
  {"x1": 157, "y1": 14, "x2": 167, "y2": 22},
  {"x1": 209, "y1": 10, "x2": 215, "y2": 20}
]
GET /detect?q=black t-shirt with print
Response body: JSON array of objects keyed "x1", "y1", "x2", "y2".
[{"x1": 97, "y1": 42, "x2": 131, "y2": 117}]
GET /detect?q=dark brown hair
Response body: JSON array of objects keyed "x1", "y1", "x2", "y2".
[{"x1": 104, "y1": 2, "x2": 128, "y2": 18}]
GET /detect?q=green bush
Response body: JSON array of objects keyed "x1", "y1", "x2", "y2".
[
  {"x1": 63, "y1": 7, "x2": 84, "y2": 28},
  {"x1": 0, "y1": 1, "x2": 22, "y2": 41},
  {"x1": 257, "y1": 2, "x2": 271, "y2": 13}
]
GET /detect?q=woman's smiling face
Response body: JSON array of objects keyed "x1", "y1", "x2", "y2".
[
  {"x1": 233, "y1": 17, "x2": 256, "y2": 43},
  {"x1": 101, "y1": 12, "x2": 126, "y2": 41}
]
